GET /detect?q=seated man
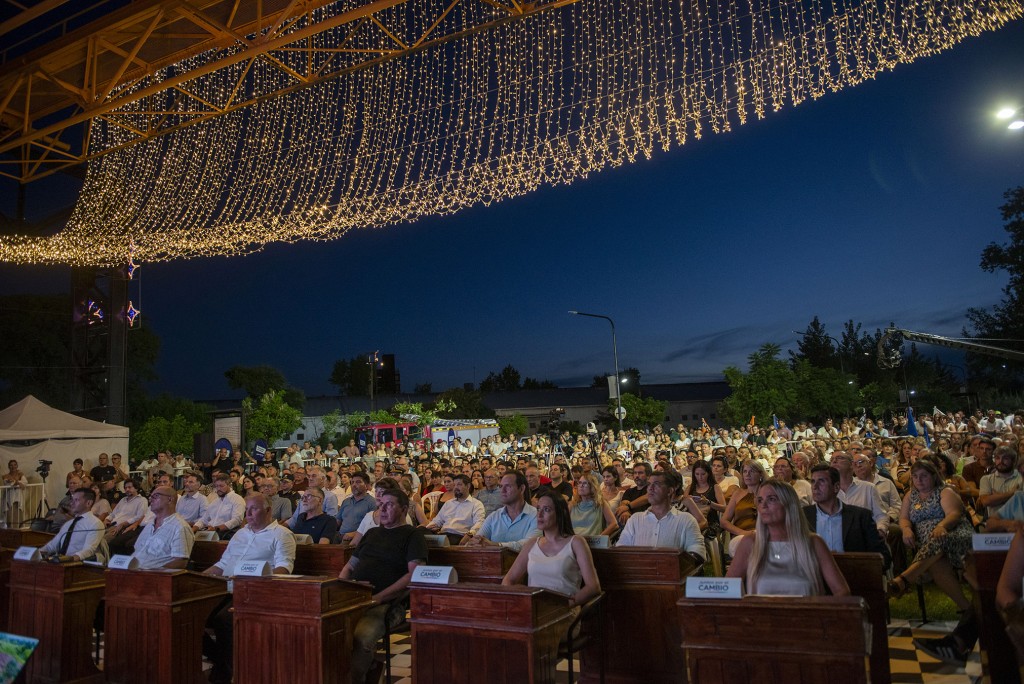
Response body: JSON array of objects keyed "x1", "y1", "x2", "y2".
[
  {"x1": 291, "y1": 487, "x2": 339, "y2": 544},
  {"x1": 193, "y1": 473, "x2": 245, "y2": 539},
  {"x1": 617, "y1": 469, "x2": 705, "y2": 569},
  {"x1": 462, "y1": 471, "x2": 539, "y2": 552},
  {"x1": 175, "y1": 472, "x2": 208, "y2": 525},
  {"x1": 803, "y1": 465, "x2": 891, "y2": 570},
  {"x1": 258, "y1": 476, "x2": 293, "y2": 523},
  {"x1": 336, "y1": 472, "x2": 377, "y2": 543},
  {"x1": 339, "y1": 488, "x2": 427, "y2": 684},
  {"x1": 422, "y1": 474, "x2": 484, "y2": 543},
  {"x1": 105, "y1": 478, "x2": 149, "y2": 555},
  {"x1": 130, "y1": 486, "x2": 194, "y2": 569},
  {"x1": 203, "y1": 494, "x2": 296, "y2": 684},
  {"x1": 40, "y1": 487, "x2": 108, "y2": 563}
]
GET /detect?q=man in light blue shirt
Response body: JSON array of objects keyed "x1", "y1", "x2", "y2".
[
  {"x1": 462, "y1": 471, "x2": 539, "y2": 552},
  {"x1": 474, "y1": 469, "x2": 503, "y2": 517},
  {"x1": 337, "y1": 472, "x2": 377, "y2": 542}
]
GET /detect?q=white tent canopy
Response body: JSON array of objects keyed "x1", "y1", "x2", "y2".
[{"x1": 0, "y1": 395, "x2": 129, "y2": 514}]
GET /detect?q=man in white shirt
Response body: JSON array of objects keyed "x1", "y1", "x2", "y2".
[
  {"x1": 979, "y1": 446, "x2": 1024, "y2": 518},
  {"x1": 41, "y1": 487, "x2": 108, "y2": 563},
  {"x1": 203, "y1": 493, "x2": 296, "y2": 683},
  {"x1": 830, "y1": 451, "x2": 888, "y2": 539},
  {"x1": 131, "y1": 486, "x2": 194, "y2": 569},
  {"x1": 617, "y1": 470, "x2": 705, "y2": 567},
  {"x1": 194, "y1": 473, "x2": 246, "y2": 538},
  {"x1": 105, "y1": 478, "x2": 150, "y2": 554},
  {"x1": 423, "y1": 474, "x2": 484, "y2": 543}
]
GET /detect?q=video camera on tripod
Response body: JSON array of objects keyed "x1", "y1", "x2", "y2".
[{"x1": 36, "y1": 459, "x2": 52, "y2": 480}]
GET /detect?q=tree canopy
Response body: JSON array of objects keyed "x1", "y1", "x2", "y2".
[{"x1": 225, "y1": 364, "x2": 305, "y2": 410}]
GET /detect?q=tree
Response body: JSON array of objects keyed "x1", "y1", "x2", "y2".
[
  {"x1": 129, "y1": 393, "x2": 213, "y2": 437},
  {"x1": 243, "y1": 390, "x2": 303, "y2": 445},
  {"x1": 225, "y1": 364, "x2": 305, "y2": 410},
  {"x1": 791, "y1": 360, "x2": 859, "y2": 421},
  {"x1": 433, "y1": 388, "x2": 494, "y2": 419},
  {"x1": 131, "y1": 414, "x2": 204, "y2": 460},
  {"x1": 497, "y1": 414, "x2": 528, "y2": 437},
  {"x1": 479, "y1": 365, "x2": 522, "y2": 392},
  {"x1": 967, "y1": 186, "x2": 1024, "y2": 390},
  {"x1": 522, "y1": 377, "x2": 557, "y2": 390},
  {"x1": 413, "y1": 382, "x2": 433, "y2": 394},
  {"x1": 329, "y1": 356, "x2": 370, "y2": 396},
  {"x1": 610, "y1": 393, "x2": 667, "y2": 430},
  {"x1": 719, "y1": 344, "x2": 798, "y2": 426},
  {"x1": 790, "y1": 316, "x2": 837, "y2": 369}
]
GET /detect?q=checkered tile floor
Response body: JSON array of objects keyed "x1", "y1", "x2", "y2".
[{"x1": 377, "y1": 619, "x2": 983, "y2": 684}]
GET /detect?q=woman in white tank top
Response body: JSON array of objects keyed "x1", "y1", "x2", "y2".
[{"x1": 502, "y1": 492, "x2": 601, "y2": 609}]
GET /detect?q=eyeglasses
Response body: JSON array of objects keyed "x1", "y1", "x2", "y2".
[
  {"x1": 300, "y1": 494, "x2": 323, "y2": 501},
  {"x1": 852, "y1": 460, "x2": 869, "y2": 466}
]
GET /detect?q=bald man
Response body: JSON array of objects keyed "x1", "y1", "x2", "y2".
[{"x1": 130, "y1": 486, "x2": 194, "y2": 569}]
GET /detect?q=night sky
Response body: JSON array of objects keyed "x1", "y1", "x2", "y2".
[{"x1": 1, "y1": 20, "x2": 1023, "y2": 402}]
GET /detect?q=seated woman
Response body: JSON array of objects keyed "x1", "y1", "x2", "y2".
[
  {"x1": 727, "y1": 479, "x2": 849, "y2": 596},
  {"x1": 721, "y1": 459, "x2": 767, "y2": 555},
  {"x1": 687, "y1": 460, "x2": 725, "y2": 533},
  {"x1": 502, "y1": 493, "x2": 601, "y2": 610},
  {"x1": 889, "y1": 460, "x2": 973, "y2": 611},
  {"x1": 569, "y1": 472, "x2": 618, "y2": 537}
]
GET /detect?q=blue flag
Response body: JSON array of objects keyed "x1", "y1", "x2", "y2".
[
  {"x1": 922, "y1": 423, "x2": 931, "y2": 448},
  {"x1": 906, "y1": 406, "x2": 919, "y2": 437},
  {"x1": 772, "y1": 414, "x2": 780, "y2": 430}
]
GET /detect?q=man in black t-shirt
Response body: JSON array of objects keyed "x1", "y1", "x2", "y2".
[
  {"x1": 547, "y1": 463, "x2": 574, "y2": 501},
  {"x1": 90, "y1": 453, "x2": 116, "y2": 485},
  {"x1": 340, "y1": 488, "x2": 427, "y2": 683}
]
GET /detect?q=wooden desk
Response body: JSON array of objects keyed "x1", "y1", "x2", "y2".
[
  {"x1": 967, "y1": 549, "x2": 1019, "y2": 684},
  {"x1": 410, "y1": 582, "x2": 573, "y2": 684},
  {"x1": 104, "y1": 568, "x2": 229, "y2": 684},
  {"x1": 291, "y1": 544, "x2": 353, "y2": 576},
  {"x1": 188, "y1": 539, "x2": 227, "y2": 571},
  {"x1": 426, "y1": 546, "x2": 517, "y2": 583},
  {"x1": 9, "y1": 559, "x2": 105, "y2": 684},
  {"x1": 833, "y1": 552, "x2": 889, "y2": 684},
  {"x1": 581, "y1": 548, "x2": 698, "y2": 683},
  {"x1": 0, "y1": 527, "x2": 54, "y2": 548},
  {"x1": 679, "y1": 595, "x2": 870, "y2": 683},
  {"x1": 232, "y1": 576, "x2": 372, "y2": 684}
]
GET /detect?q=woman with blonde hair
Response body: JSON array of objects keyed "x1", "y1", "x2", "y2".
[
  {"x1": 721, "y1": 459, "x2": 768, "y2": 555},
  {"x1": 728, "y1": 479, "x2": 849, "y2": 596},
  {"x1": 569, "y1": 471, "x2": 618, "y2": 537}
]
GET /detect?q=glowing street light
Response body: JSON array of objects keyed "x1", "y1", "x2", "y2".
[
  {"x1": 997, "y1": 107, "x2": 1017, "y2": 119},
  {"x1": 995, "y1": 106, "x2": 1023, "y2": 131}
]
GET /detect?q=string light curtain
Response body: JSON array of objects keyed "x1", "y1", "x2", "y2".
[{"x1": 2, "y1": 0, "x2": 1021, "y2": 265}]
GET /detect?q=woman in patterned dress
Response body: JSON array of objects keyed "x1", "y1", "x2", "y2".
[{"x1": 889, "y1": 459, "x2": 973, "y2": 613}]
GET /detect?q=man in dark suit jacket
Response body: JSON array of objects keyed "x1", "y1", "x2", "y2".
[{"x1": 803, "y1": 464, "x2": 891, "y2": 570}]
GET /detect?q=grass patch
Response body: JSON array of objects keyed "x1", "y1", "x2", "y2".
[{"x1": 888, "y1": 583, "x2": 969, "y2": 622}]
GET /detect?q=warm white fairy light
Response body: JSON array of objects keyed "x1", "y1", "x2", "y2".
[{"x1": 0, "y1": 0, "x2": 1021, "y2": 266}]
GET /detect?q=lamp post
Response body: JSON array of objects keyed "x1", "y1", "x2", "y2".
[{"x1": 569, "y1": 310, "x2": 624, "y2": 433}]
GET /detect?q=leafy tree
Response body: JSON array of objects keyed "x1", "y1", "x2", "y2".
[
  {"x1": 329, "y1": 356, "x2": 371, "y2": 396},
  {"x1": 243, "y1": 390, "x2": 303, "y2": 445},
  {"x1": 522, "y1": 377, "x2": 557, "y2": 390},
  {"x1": 433, "y1": 387, "x2": 494, "y2": 418},
  {"x1": 479, "y1": 365, "x2": 522, "y2": 392},
  {"x1": 317, "y1": 409, "x2": 344, "y2": 446},
  {"x1": 720, "y1": 344, "x2": 798, "y2": 426},
  {"x1": 791, "y1": 360, "x2": 858, "y2": 421},
  {"x1": 225, "y1": 364, "x2": 304, "y2": 410},
  {"x1": 790, "y1": 316, "x2": 837, "y2": 369},
  {"x1": 129, "y1": 393, "x2": 213, "y2": 436},
  {"x1": 131, "y1": 414, "x2": 204, "y2": 460},
  {"x1": 967, "y1": 186, "x2": 1024, "y2": 390},
  {"x1": 609, "y1": 393, "x2": 667, "y2": 430},
  {"x1": 497, "y1": 414, "x2": 528, "y2": 437}
]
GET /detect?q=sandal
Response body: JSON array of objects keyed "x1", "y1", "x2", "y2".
[{"x1": 888, "y1": 574, "x2": 910, "y2": 598}]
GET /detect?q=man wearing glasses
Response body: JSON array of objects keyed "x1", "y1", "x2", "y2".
[
  {"x1": 131, "y1": 486, "x2": 194, "y2": 569},
  {"x1": 258, "y1": 476, "x2": 293, "y2": 523},
  {"x1": 292, "y1": 486, "x2": 338, "y2": 544}
]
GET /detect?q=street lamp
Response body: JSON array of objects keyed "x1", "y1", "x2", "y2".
[
  {"x1": 997, "y1": 106, "x2": 1024, "y2": 131},
  {"x1": 569, "y1": 310, "x2": 624, "y2": 433}
]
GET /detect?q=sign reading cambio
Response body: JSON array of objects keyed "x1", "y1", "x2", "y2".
[
  {"x1": 13, "y1": 546, "x2": 41, "y2": 562},
  {"x1": 108, "y1": 555, "x2": 140, "y2": 570},
  {"x1": 234, "y1": 560, "x2": 271, "y2": 577},
  {"x1": 411, "y1": 566, "x2": 458, "y2": 585},
  {"x1": 972, "y1": 533, "x2": 1014, "y2": 551},
  {"x1": 685, "y1": 576, "x2": 742, "y2": 599}
]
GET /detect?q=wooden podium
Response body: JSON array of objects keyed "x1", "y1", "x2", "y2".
[
  {"x1": 426, "y1": 546, "x2": 517, "y2": 583},
  {"x1": 9, "y1": 559, "x2": 105, "y2": 684},
  {"x1": 580, "y1": 548, "x2": 698, "y2": 683},
  {"x1": 0, "y1": 547, "x2": 11, "y2": 631},
  {"x1": 188, "y1": 539, "x2": 227, "y2": 572},
  {"x1": 678, "y1": 595, "x2": 870, "y2": 683},
  {"x1": 104, "y1": 568, "x2": 229, "y2": 684},
  {"x1": 232, "y1": 576, "x2": 372, "y2": 684},
  {"x1": 410, "y1": 582, "x2": 573, "y2": 683},
  {"x1": 966, "y1": 549, "x2": 1019, "y2": 684},
  {"x1": 191, "y1": 540, "x2": 354, "y2": 575}
]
